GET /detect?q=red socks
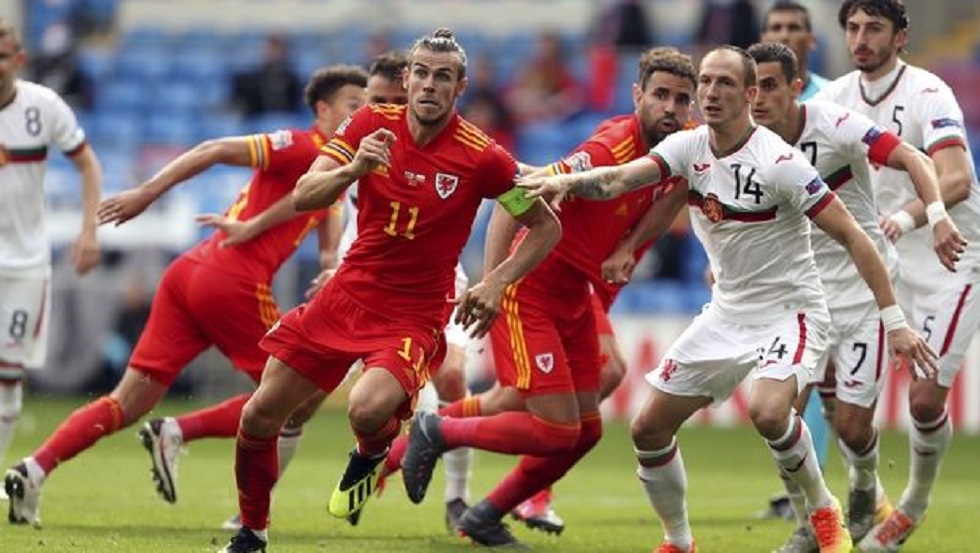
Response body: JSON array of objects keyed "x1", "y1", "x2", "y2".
[
  {"x1": 355, "y1": 416, "x2": 401, "y2": 457},
  {"x1": 441, "y1": 411, "x2": 580, "y2": 456},
  {"x1": 176, "y1": 393, "x2": 249, "y2": 442},
  {"x1": 34, "y1": 396, "x2": 124, "y2": 474},
  {"x1": 235, "y1": 430, "x2": 278, "y2": 531}
]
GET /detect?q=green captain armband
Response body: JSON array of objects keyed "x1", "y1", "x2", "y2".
[{"x1": 496, "y1": 186, "x2": 536, "y2": 217}]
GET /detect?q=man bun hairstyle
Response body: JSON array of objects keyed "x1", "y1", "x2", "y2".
[{"x1": 410, "y1": 27, "x2": 468, "y2": 79}]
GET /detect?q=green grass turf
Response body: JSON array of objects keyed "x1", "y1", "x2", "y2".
[{"x1": 2, "y1": 397, "x2": 978, "y2": 552}]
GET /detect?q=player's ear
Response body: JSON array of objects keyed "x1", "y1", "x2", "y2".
[
  {"x1": 455, "y1": 75, "x2": 468, "y2": 97},
  {"x1": 745, "y1": 85, "x2": 759, "y2": 104},
  {"x1": 790, "y1": 77, "x2": 803, "y2": 98},
  {"x1": 632, "y1": 82, "x2": 642, "y2": 109}
]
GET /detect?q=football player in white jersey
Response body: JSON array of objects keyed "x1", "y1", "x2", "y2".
[
  {"x1": 747, "y1": 41, "x2": 965, "y2": 552},
  {"x1": 0, "y1": 20, "x2": 101, "y2": 480},
  {"x1": 818, "y1": 2, "x2": 980, "y2": 551},
  {"x1": 520, "y1": 45, "x2": 937, "y2": 553}
]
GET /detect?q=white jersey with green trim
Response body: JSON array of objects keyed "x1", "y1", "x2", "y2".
[
  {"x1": 650, "y1": 124, "x2": 831, "y2": 323},
  {"x1": 0, "y1": 80, "x2": 86, "y2": 274},
  {"x1": 796, "y1": 100, "x2": 898, "y2": 311},
  {"x1": 818, "y1": 63, "x2": 980, "y2": 290}
]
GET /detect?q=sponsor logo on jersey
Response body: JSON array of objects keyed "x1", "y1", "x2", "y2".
[
  {"x1": 835, "y1": 112, "x2": 851, "y2": 128},
  {"x1": 659, "y1": 358, "x2": 678, "y2": 382},
  {"x1": 931, "y1": 117, "x2": 962, "y2": 130},
  {"x1": 702, "y1": 193, "x2": 723, "y2": 223},
  {"x1": 403, "y1": 171, "x2": 426, "y2": 186},
  {"x1": 268, "y1": 130, "x2": 293, "y2": 151},
  {"x1": 693, "y1": 162, "x2": 711, "y2": 173},
  {"x1": 805, "y1": 177, "x2": 825, "y2": 195},
  {"x1": 775, "y1": 152, "x2": 794, "y2": 164},
  {"x1": 861, "y1": 126, "x2": 883, "y2": 147},
  {"x1": 535, "y1": 353, "x2": 554, "y2": 373},
  {"x1": 435, "y1": 172, "x2": 459, "y2": 199},
  {"x1": 921, "y1": 87, "x2": 940, "y2": 94},
  {"x1": 562, "y1": 151, "x2": 593, "y2": 173}
]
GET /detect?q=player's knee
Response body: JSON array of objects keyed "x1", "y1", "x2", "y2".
[
  {"x1": 577, "y1": 417, "x2": 603, "y2": 451},
  {"x1": 534, "y1": 418, "x2": 580, "y2": 454},
  {"x1": 835, "y1": 418, "x2": 873, "y2": 450},
  {"x1": 347, "y1": 394, "x2": 390, "y2": 433},
  {"x1": 749, "y1": 402, "x2": 792, "y2": 440},
  {"x1": 433, "y1": 364, "x2": 467, "y2": 402},
  {"x1": 630, "y1": 413, "x2": 670, "y2": 450},
  {"x1": 908, "y1": 395, "x2": 944, "y2": 423},
  {"x1": 240, "y1": 396, "x2": 281, "y2": 436}
]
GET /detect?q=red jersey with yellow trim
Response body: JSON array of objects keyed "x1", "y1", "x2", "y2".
[
  {"x1": 320, "y1": 104, "x2": 518, "y2": 326},
  {"x1": 185, "y1": 127, "x2": 330, "y2": 281},
  {"x1": 545, "y1": 114, "x2": 668, "y2": 309}
]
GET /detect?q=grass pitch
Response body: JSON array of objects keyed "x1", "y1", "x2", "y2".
[{"x1": 2, "y1": 397, "x2": 978, "y2": 552}]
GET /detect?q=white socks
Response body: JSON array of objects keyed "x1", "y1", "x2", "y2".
[
  {"x1": 900, "y1": 411, "x2": 952, "y2": 520},
  {"x1": 0, "y1": 380, "x2": 22, "y2": 466},
  {"x1": 767, "y1": 416, "x2": 833, "y2": 512},
  {"x1": 277, "y1": 426, "x2": 302, "y2": 478},
  {"x1": 636, "y1": 438, "x2": 693, "y2": 551},
  {"x1": 839, "y1": 431, "x2": 879, "y2": 491}
]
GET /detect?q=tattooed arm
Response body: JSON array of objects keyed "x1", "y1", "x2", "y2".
[{"x1": 519, "y1": 156, "x2": 665, "y2": 204}]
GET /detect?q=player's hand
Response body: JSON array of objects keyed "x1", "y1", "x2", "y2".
[
  {"x1": 305, "y1": 268, "x2": 336, "y2": 299},
  {"x1": 932, "y1": 218, "x2": 967, "y2": 272},
  {"x1": 70, "y1": 229, "x2": 100, "y2": 275},
  {"x1": 195, "y1": 213, "x2": 256, "y2": 247},
  {"x1": 350, "y1": 128, "x2": 396, "y2": 177},
  {"x1": 601, "y1": 247, "x2": 636, "y2": 284},
  {"x1": 887, "y1": 327, "x2": 938, "y2": 380},
  {"x1": 517, "y1": 174, "x2": 570, "y2": 212},
  {"x1": 454, "y1": 280, "x2": 505, "y2": 339},
  {"x1": 878, "y1": 215, "x2": 902, "y2": 243},
  {"x1": 97, "y1": 188, "x2": 156, "y2": 226}
]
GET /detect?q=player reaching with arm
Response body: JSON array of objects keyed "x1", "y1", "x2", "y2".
[
  {"x1": 3, "y1": 65, "x2": 368, "y2": 526},
  {"x1": 218, "y1": 28, "x2": 559, "y2": 553},
  {"x1": 817, "y1": 2, "x2": 980, "y2": 550},
  {"x1": 0, "y1": 19, "x2": 101, "y2": 492},
  {"x1": 747, "y1": 41, "x2": 963, "y2": 552},
  {"x1": 520, "y1": 45, "x2": 936, "y2": 553}
]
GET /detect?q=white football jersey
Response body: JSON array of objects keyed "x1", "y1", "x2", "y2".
[
  {"x1": 796, "y1": 100, "x2": 898, "y2": 311},
  {"x1": 818, "y1": 63, "x2": 980, "y2": 293},
  {"x1": 651, "y1": 125, "x2": 831, "y2": 323},
  {"x1": 0, "y1": 80, "x2": 86, "y2": 274},
  {"x1": 338, "y1": 182, "x2": 469, "y2": 299}
]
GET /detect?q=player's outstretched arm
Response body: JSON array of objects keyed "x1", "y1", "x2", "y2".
[
  {"x1": 518, "y1": 156, "x2": 664, "y2": 209},
  {"x1": 97, "y1": 136, "x2": 252, "y2": 226},
  {"x1": 68, "y1": 144, "x2": 103, "y2": 274},
  {"x1": 602, "y1": 180, "x2": 687, "y2": 284},
  {"x1": 880, "y1": 143, "x2": 965, "y2": 270},
  {"x1": 294, "y1": 128, "x2": 395, "y2": 211},
  {"x1": 812, "y1": 196, "x2": 938, "y2": 379},
  {"x1": 456, "y1": 199, "x2": 560, "y2": 338},
  {"x1": 483, "y1": 202, "x2": 524, "y2": 275}
]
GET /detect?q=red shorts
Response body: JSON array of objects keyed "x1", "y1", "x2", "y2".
[
  {"x1": 260, "y1": 278, "x2": 443, "y2": 419},
  {"x1": 490, "y1": 258, "x2": 600, "y2": 395},
  {"x1": 131, "y1": 255, "x2": 278, "y2": 386},
  {"x1": 591, "y1": 290, "x2": 614, "y2": 336}
]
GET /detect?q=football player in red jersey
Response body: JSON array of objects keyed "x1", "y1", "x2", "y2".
[
  {"x1": 220, "y1": 28, "x2": 560, "y2": 553},
  {"x1": 395, "y1": 47, "x2": 696, "y2": 547},
  {"x1": 2, "y1": 65, "x2": 368, "y2": 528}
]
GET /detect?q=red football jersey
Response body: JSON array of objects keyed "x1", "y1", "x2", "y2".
[
  {"x1": 186, "y1": 127, "x2": 329, "y2": 281},
  {"x1": 320, "y1": 104, "x2": 519, "y2": 325},
  {"x1": 546, "y1": 114, "x2": 665, "y2": 309}
]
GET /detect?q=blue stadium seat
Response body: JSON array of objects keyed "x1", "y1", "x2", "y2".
[
  {"x1": 88, "y1": 112, "x2": 141, "y2": 148},
  {"x1": 144, "y1": 114, "x2": 197, "y2": 146},
  {"x1": 516, "y1": 121, "x2": 569, "y2": 165},
  {"x1": 195, "y1": 114, "x2": 247, "y2": 142},
  {"x1": 97, "y1": 81, "x2": 145, "y2": 113},
  {"x1": 114, "y1": 46, "x2": 174, "y2": 82}
]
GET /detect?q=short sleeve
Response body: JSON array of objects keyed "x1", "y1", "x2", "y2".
[
  {"x1": 914, "y1": 84, "x2": 968, "y2": 156},
  {"x1": 247, "y1": 129, "x2": 313, "y2": 173},
  {"x1": 320, "y1": 106, "x2": 376, "y2": 166},
  {"x1": 481, "y1": 142, "x2": 521, "y2": 199},
  {"x1": 546, "y1": 140, "x2": 618, "y2": 176},
  {"x1": 648, "y1": 129, "x2": 694, "y2": 182},
  {"x1": 770, "y1": 151, "x2": 834, "y2": 218},
  {"x1": 47, "y1": 92, "x2": 86, "y2": 155},
  {"x1": 832, "y1": 105, "x2": 900, "y2": 166}
]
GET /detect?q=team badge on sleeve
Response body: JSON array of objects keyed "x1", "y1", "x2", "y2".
[
  {"x1": 335, "y1": 115, "x2": 353, "y2": 136},
  {"x1": 268, "y1": 130, "x2": 294, "y2": 151},
  {"x1": 805, "y1": 177, "x2": 825, "y2": 195},
  {"x1": 562, "y1": 151, "x2": 593, "y2": 173},
  {"x1": 703, "y1": 193, "x2": 723, "y2": 223},
  {"x1": 861, "y1": 126, "x2": 884, "y2": 146},
  {"x1": 435, "y1": 173, "x2": 459, "y2": 199}
]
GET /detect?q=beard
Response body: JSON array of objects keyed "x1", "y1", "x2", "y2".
[
  {"x1": 853, "y1": 47, "x2": 894, "y2": 74},
  {"x1": 644, "y1": 115, "x2": 680, "y2": 145}
]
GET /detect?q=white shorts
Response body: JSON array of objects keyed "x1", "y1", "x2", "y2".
[
  {"x1": 0, "y1": 274, "x2": 51, "y2": 376},
  {"x1": 646, "y1": 306, "x2": 829, "y2": 406},
  {"x1": 901, "y1": 278, "x2": 980, "y2": 388},
  {"x1": 812, "y1": 303, "x2": 885, "y2": 408}
]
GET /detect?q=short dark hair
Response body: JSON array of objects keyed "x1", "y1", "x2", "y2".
[
  {"x1": 838, "y1": 0, "x2": 909, "y2": 31},
  {"x1": 410, "y1": 27, "x2": 468, "y2": 79},
  {"x1": 705, "y1": 45, "x2": 758, "y2": 87},
  {"x1": 369, "y1": 50, "x2": 409, "y2": 81},
  {"x1": 0, "y1": 18, "x2": 22, "y2": 50},
  {"x1": 763, "y1": 1, "x2": 813, "y2": 32},
  {"x1": 304, "y1": 64, "x2": 368, "y2": 113},
  {"x1": 747, "y1": 42, "x2": 798, "y2": 83},
  {"x1": 637, "y1": 47, "x2": 696, "y2": 90}
]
